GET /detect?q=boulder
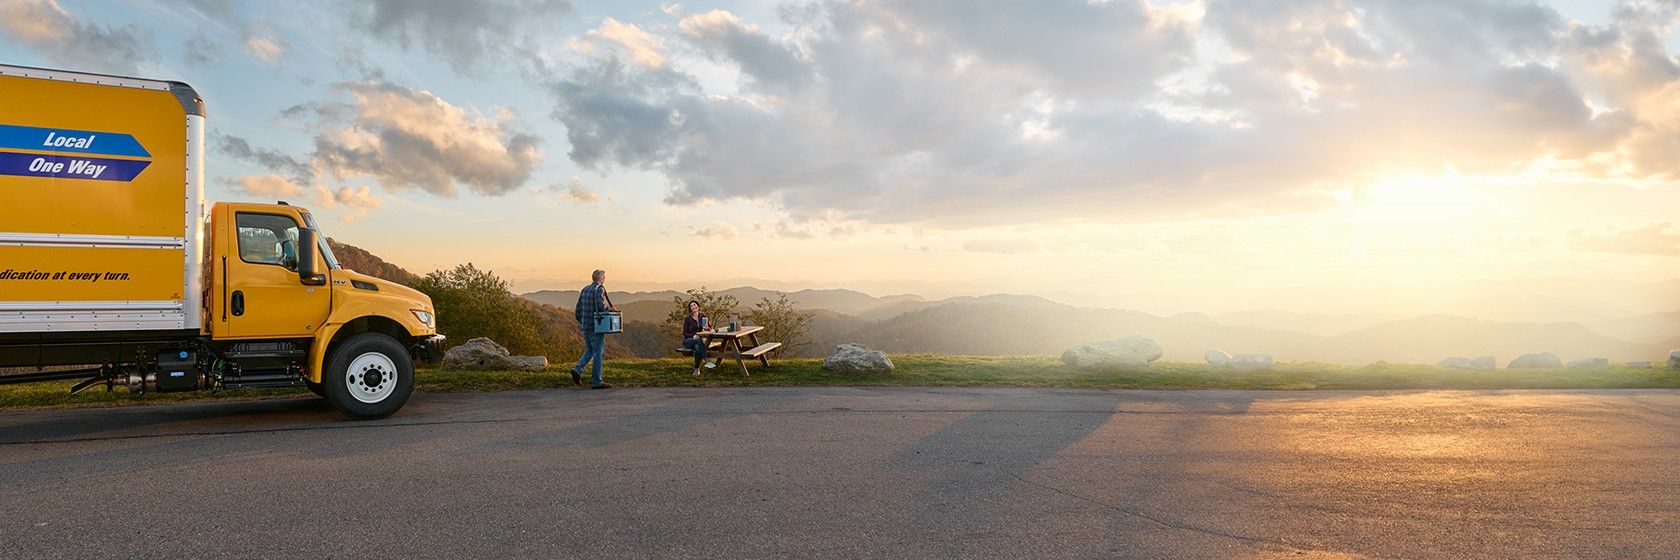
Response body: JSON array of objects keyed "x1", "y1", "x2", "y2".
[
  {"x1": 1061, "y1": 336, "x2": 1163, "y2": 369},
  {"x1": 1670, "y1": 349, "x2": 1680, "y2": 369},
  {"x1": 1230, "y1": 353, "x2": 1275, "y2": 369},
  {"x1": 441, "y1": 337, "x2": 547, "y2": 371},
  {"x1": 1566, "y1": 357, "x2": 1609, "y2": 369},
  {"x1": 1205, "y1": 349, "x2": 1231, "y2": 366},
  {"x1": 1470, "y1": 356, "x2": 1497, "y2": 369},
  {"x1": 822, "y1": 344, "x2": 894, "y2": 374},
  {"x1": 1507, "y1": 352, "x2": 1562, "y2": 369},
  {"x1": 1436, "y1": 357, "x2": 1473, "y2": 369},
  {"x1": 1626, "y1": 361, "x2": 1653, "y2": 369},
  {"x1": 510, "y1": 355, "x2": 550, "y2": 371}
]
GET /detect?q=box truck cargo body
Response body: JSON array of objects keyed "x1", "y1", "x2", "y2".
[{"x1": 0, "y1": 65, "x2": 441, "y2": 419}]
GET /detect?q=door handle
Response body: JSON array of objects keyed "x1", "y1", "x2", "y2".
[{"x1": 231, "y1": 290, "x2": 245, "y2": 316}]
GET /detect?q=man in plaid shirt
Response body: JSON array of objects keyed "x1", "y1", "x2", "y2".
[{"x1": 572, "y1": 269, "x2": 616, "y2": 388}]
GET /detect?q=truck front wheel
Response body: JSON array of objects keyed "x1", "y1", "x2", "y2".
[{"x1": 323, "y1": 332, "x2": 415, "y2": 420}]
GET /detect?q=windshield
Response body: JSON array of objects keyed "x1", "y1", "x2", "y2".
[{"x1": 299, "y1": 211, "x2": 341, "y2": 269}]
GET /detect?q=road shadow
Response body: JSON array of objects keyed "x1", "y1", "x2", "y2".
[{"x1": 0, "y1": 396, "x2": 332, "y2": 444}]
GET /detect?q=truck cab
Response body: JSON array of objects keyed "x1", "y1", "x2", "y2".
[{"x1": 208, "y1": 201, "x2": 441, "y2": 417}]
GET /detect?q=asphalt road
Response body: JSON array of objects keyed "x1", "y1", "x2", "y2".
[{"x1": 3, "y1": 387, "x2": 1678, "y2": 559}]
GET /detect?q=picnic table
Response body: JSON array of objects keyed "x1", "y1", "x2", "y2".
[{"x1": 684, "y1": 325, "x2": 781, "y2": 377}]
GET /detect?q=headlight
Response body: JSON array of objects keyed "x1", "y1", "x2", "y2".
[{"x1": 412, "y1": 310, "x2": 434, "y2": 328}]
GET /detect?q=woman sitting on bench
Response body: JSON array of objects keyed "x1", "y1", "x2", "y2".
[{"x1": 681, "y1": 299, "x2": 717, "y2": 376}]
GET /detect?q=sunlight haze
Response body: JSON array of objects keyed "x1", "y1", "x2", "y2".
[{"x1": 4, "y1": 0, "x2": 1675, "y2": 324}]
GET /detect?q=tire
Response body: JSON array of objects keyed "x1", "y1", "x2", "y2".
[{"x1": 322, "y1": 332, "x2": 415, "y2": 420}]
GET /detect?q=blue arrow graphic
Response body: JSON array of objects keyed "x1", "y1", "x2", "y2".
[
  {"x1": 0, "y1": 152, "x2": 151, "y2": 182},
  {"x1": 0, "y1": 124, "x2": 150, "y2": 158}
]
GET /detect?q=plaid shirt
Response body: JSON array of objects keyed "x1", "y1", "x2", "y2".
[{"x1": 574, "y1": 282, "x2": 608, "y2": 330}]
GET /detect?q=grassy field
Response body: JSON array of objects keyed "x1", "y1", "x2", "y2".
[{"x1": 1, "y1": 355, "x2": 1676, "y2": 410}]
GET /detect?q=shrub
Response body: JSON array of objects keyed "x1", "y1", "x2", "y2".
[{"x1": 746, "y1": 294, "x2": 815, "y2": 353}]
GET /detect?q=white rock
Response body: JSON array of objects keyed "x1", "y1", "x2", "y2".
[
  {"x1": 1566, "y1": 357, "x2": 1609, "y2": 369},
  {"x1": 1626, "y1": 361, "x2": 1652, "y2": 369},
  {"x1": 441, "y1": 337, "x2": 547, "y2": 371},
  {"x1": 1061, "y1": 336, "x2": 1163, "y2": 369},
  {"x1": 822, "y1": 344, "x2": 894, "y2": 374},
  {"x1": 1508, "y1": 352, "x2": 1562, "y2": 369},
  {"x1": 510, "y1": 355, "x2": 549, "y2": 371},
  {"x1": 1230, "y1": 353, "x2": 1275, "y2": 369},
  {"x1": 1669, "y1": 349, "x2": 1680, "y2": 369},
  {"x1": 1205, "y1": 349, "x2": 1231, "y2": 366}
]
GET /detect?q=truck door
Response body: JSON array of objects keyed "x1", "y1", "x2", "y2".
[{"x1": 222, "y1": 211, "x2": 330, "y2": 339}]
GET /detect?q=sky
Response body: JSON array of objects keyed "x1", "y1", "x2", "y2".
[{"x1": 1, "y1": 0, "x2": 1676, "y2": 322}]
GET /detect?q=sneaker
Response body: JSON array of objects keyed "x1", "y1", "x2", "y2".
[
  {"x1": 570, "y1": 370, "x2": 581, "y2": 386},
  {"x1": 590, "y1": 383, "x2": 613, "y2": 390},
  {"x1": 703, "y1": 362, "x2": 716, "y2": 369},
  {"x1": 692, "y1": 368, "x2": 702, "y2": 377}
]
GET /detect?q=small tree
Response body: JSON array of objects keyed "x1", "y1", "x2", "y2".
[
  {"x1": 746, "y1": 294, "x2": 815, "y2": 353},
  {"x1": 664, "y1": 286, "x2": 740, "y2": 331},
  {"x1": 412, "y1": 263, "x2": 546, "y2": 356}
]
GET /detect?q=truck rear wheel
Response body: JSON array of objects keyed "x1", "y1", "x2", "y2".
[{"x1": 323, "y1": 332, "x2": 414, "y2": 420}]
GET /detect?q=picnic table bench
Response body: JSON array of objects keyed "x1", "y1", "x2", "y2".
[{"x1": 676, "y1": 325, "x2": 781, "y2": 376}]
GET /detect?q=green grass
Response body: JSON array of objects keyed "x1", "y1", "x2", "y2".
[{"x1": 2, "y1": 355, "x2": 1676, "y2": 410}]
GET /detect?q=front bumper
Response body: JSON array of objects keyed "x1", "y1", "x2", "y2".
[{"x1": 411, "y1": 334, "x2": 446, "y2": 364}]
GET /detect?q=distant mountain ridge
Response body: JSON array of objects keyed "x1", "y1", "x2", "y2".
[
  {"x1": 522, "y1": 286, "x2": 1674, "y2": 363},
  {"x1": 333, "y1": 242, "x2": 1675, "y2": 364}
]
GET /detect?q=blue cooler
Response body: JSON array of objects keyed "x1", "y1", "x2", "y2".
[{"x1": 593, "y1": 311, "x2": 622, "y2": 334}]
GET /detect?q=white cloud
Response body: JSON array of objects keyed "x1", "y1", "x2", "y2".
[
  {"x1": 356, "y1": 0, "x2": 572, "y2": 74},
  {"x1": 549, "y1": 0, "x2": 1680, "y2": 227},
  {"x1": 302, "y1": 80, "x2": 544, "y2": 197},
  {"x1": 235, "y1": 173, "x2": 304, "y2": 198},
  {"x1": 0, "y1": 0, "x2": 154, "y2": 73},
  {"x1": 550, "y1": 176, "x2": 600, "y2": 204},
  {"x1": 244, "y1": 34, "x2": 283, "y2": 64},
  {"x1": 229, "y1": 174, "x2": 382, "y2": 223},
  {"x1": 571, "y1": 18, "x2": 665, "y2": 69},
  {"x1": 691, "y1": 222, "x2": 740, "y2": 239}
]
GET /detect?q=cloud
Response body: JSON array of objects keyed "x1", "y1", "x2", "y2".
[
  {"x1": 963, "y1": 238, "x2": 1039, "y2": 255},
  {"x1": 304, "y1": 80, "x2": 544, "y2": 197},
  {"x1": 1568, "y1": 222, "x2": 1680, "y2": 256},
  {"x1": 233, "y1": 173, "x2": 305, "y2": 199},
  {"x1": 213, "y1": 78, "x2": 543, "y2": 221},
  {"x1": 244, "y1": 30, "x2": 284, "y2": 65},
  {"x1": 691, "y1": 222, "x2": 740, "y2": 239},
  {"x1": 215, "y1": 134, "x2": 312, "y2": 182},
  {"x1": 677, "y1": 10, "x2": 810, "y2": 91},
  {"x1": 0, "y1": 0, "x2": 154, "y2": 74},
  {"x1": 226, "y1": 174, "x2": 382, "y2": 223},
  {"x1": 570, "y1": 18, "x2": 665, "y2": 69},
  {"x1": 323, "y1": 185, "x2": 383, "y2": 222},
  {"x1": 550, "y1": 176, "x2": 600, "y2": 204},
  {"x1": 182, "y1": 32, "x2": 221, "y2": 66},
  {"x1": 549, "y1": 0, "x2": 1680, "y2": 227},
  {"x1": 355, "y1": 0, "x2": 572, "y2": 74}
]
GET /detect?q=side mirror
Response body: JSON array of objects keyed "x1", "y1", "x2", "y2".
[{"x1": 297, "y1": 228, "x2": 327, "y2": 286}]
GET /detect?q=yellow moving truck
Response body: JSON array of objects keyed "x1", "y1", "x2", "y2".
[{"x1": 0, "y1": 64, "x2": 441, "y2": 419}]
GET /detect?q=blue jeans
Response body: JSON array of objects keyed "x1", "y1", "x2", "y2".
[
  {"x1": 682, "y1": 337, "x2": 708, "y2": 368},
  {"x1": 573, "y1": 331, "x2": 605, "y2": 386}
]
